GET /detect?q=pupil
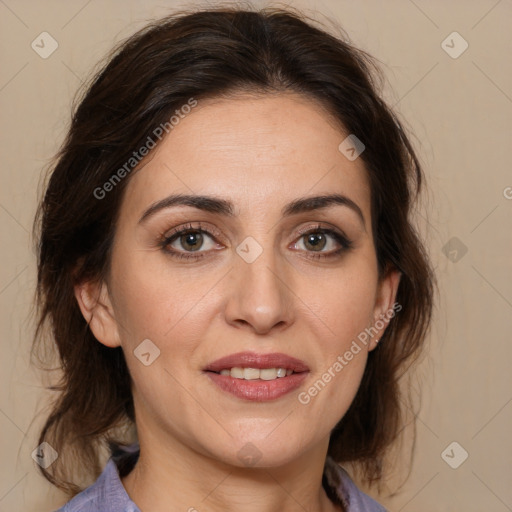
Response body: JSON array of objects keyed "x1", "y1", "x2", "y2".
[
  {"x1": 183, "y1": 232, "x2": 202, "y2": 251},
  {"x1": 306, "y1": 233, "x2": 325, "y2": 251}
]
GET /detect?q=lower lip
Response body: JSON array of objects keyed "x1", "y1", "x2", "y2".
[{"x1": 206, "y1": 371, "x2": 309, "y2": 401}]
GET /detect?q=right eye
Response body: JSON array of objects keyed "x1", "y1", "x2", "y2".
[{"x1": 159, "y1": 222, "x2": 223, "y2": 260}]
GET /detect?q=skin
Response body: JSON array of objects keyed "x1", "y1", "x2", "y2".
[{"x1": 75, "y1": 92, "x2": 400, "y2": 512}]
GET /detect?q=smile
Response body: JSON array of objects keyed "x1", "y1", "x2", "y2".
[{"x1": 204, "y1": 352, "x2": 310, "y2": 401}]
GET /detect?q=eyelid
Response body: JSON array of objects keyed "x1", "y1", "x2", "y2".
[
  {"x1": 295, "y1": 223, "x2": 349, "y2": 239},
  {"x1": 162, "y1": 221, "x2": 224, "y2": 242}
]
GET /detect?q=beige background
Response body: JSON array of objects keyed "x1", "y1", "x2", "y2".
[{"x1": 1, "y1": 0, "x2": 511, "y2": 510}]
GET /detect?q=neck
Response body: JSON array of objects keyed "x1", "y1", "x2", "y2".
[{"x1": 122, "y1": 431, "x2": 340, "y2": 512}]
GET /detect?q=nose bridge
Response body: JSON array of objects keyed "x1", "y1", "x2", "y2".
[{"x1": 225, "y1": 233, "x2": 294, "y2": 333}]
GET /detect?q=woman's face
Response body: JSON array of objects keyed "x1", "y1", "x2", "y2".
[{"x1": 79, "y1": 92, "x2": 399, "y2": 468}]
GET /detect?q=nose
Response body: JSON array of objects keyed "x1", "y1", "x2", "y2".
[{"x1": 223, "y1": 244, "x2": 295, "y2": 335}]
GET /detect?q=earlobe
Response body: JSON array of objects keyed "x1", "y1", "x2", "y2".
[
  {"x1": 74, "y1": 280, "x2": 121, "y2": 348},
  {"x1": 369, "y1": 268, "x2": 402, "y2": 351}
]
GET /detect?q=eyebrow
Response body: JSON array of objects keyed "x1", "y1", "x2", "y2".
[{"x1": 138, "y1": 193, "x2": 366, "y2": 228}]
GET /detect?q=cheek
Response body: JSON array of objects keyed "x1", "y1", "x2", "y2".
[
  {"x1": 296, "y1": 256, "x2": 377, "y2": 409},
  {"x1": 109, "y1": 246, "x2": 211, "y2": 345},
  {"x1": 305, "y1": 260, "x2": 378, "y2": 349},
  {"x1": 107, "y1": 248, "x2": 224, "y2": 414},
  {"x1": 297, "y1": 282, "x2": 372, "y2": 424}
]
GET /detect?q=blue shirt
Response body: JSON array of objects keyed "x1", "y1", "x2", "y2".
[{"x1": 56, "y1": 445, "x2": 387, "y2": 512}]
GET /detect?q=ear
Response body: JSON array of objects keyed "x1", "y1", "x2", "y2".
[
  {"x1": 369, "y1": 267, "x2": 401, "y2": 351},
  {"x1": 74, "y1": 279, "x2": 121, "y2": 348}
]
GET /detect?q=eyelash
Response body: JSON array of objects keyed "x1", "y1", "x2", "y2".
[{"x1": 158, "y1": 222, "x2": 353, "y2": 261}]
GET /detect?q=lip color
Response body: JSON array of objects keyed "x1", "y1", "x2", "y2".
[
  {"x1": 204, "y1": 351, "x2": 309, "y2": 373},
  {"x1": 206, "y1": 371, "x2": 308, "y2": 401},
  {"x1": 204, "y1": 351, "x2": 310, "y2": 401}
]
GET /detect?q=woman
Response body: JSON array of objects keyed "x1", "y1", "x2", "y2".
[{"x1": 33, "y1": 5, "x2": 434, "y2": 512}]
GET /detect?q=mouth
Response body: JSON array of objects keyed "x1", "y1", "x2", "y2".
[{"x1": 203, "y1": 351, "x2": 309, "y2": 401}]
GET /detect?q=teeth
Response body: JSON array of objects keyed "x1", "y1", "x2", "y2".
[
  {"x1": 219, "y1": 367, "x2": 294, "y2": 380},
  {"x1": 260, "y1": 368, "x2": 278, "y2": 380},
  {"x1": 230, "y1": 367, "x2": 244, "y2": 379},
  {"x1": 243, "y1": 368, "x2": 260, "y2": 380}
]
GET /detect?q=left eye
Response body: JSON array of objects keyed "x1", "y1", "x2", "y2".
[{"x1": 294, "y1": 230, "x2": 343, "y2": 253}]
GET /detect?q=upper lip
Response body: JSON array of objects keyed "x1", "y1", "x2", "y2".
[{"x1": 204, "y1": 351, "x2": 310, "y2": 373}]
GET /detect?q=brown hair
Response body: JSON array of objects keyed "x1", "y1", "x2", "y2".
[{"x1": 33, "y1": 4, "x2": 434, "y2": 496}]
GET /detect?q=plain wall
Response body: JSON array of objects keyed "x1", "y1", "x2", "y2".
[{"x1": 1, "y1": 0, "x2": 511, "y2": 510}]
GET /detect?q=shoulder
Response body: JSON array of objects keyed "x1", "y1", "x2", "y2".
[
  {"x1": 53, "y1": 459, "x2": 140, "y2": 512},
  {"x1": 324, "y1": 456, "x2": 388, "y2": 512}
]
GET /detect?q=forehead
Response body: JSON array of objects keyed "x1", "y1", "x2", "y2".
[{"x1": 120, "y1": 92, "x2": 371, "y2": 223}]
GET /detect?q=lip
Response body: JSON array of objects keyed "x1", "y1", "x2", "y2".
[
  {"x1": 204, "y1": 351, "x2": 310, "y2": 402},
  {"x1": 204, "y1": 351, "x2": 310, "y2": 373}
]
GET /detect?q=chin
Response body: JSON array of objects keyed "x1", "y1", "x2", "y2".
[{"x1": 211, "y1": 433, "x2": 315, "y2": 469}]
